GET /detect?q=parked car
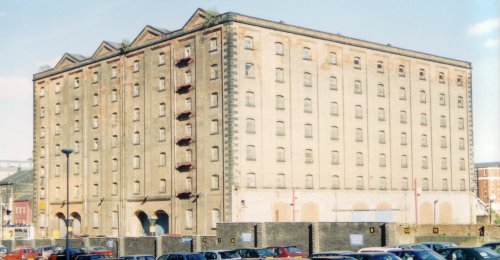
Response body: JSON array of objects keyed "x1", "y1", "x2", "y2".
[
  {"x1": 234, "y1": 249, "x2": 264, "y2": 259},
  {"x1": 86, "y1": 247, "x2": 113, "y2": 257},
  {"x1": 344, "y1": 252, "x2": 401, "y2": 260},
  {"x1": 310, "y1": 257, "x2": 356, "y2": 260},
  {"x1": 395, "y1": 244, "x2": 431, "y2": 251},
  {"x1": 120, "y1": 255, "x2": 155, "y2": 260},
  {"x1": 357, "y1": 247, "x2": 400, "y2": 253},
  {"x1": 437, "y1": 246, "x2": 500, "y2": 260},
  {"x1": 75, "y1": 254, "x2": 110, "y2": 260},
  {"x1": 4, "y1": 246, "x2": 41, "y2": 260},
  {"x1": 49, "y1": 248, "x2": 87, "y2": 260},
  {"x1": 388, "y1": 249, "x2": 445, "y2": 260},
  {"x1": 199, "y1": 250, "x2": 241, "y2": 260},
  {"x1": 0, "y1": 245, "x2": 9, "y2": 258},
  {"x1": 255, "y1": 249, "x2": 275, "y2": 259},
  {"x1": 36, "y1": 246, "x2": 56, "y2": 259},
  {"x1": 267, "y1": 246, "x2": 307, "y2": 258},
  {"x1": 310, "y1": 252, "x2": 355, "y2": 257},
  {"x1": 482, "y1": 242, "x2": 500, "y2": 253},
  {"x1": 155, "y1": 253, "x2": 204, "y2": 260},
  {"x1": 419, "y1": 242, "x2": 457, "y2": 253}
]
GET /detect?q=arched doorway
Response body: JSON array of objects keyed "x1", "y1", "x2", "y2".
[
  {"x1": 71, "y1": 212, "x2": 81, "y2": 236},
  {"x1": 55, "y1": 212, "x2": 66, "y2": 238},
  {"x1": 136, "y1": 211, "x2": 150, "y2": 236},
  {"x1": 155, "y1": 210, "x2": 169, "y2": 235}
]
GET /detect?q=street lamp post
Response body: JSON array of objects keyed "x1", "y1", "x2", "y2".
[
  {"x1": 433, "y1": 200, "x2": 438, "y2": 225},
  {"x1": 489, "y1": 194, "x2": 496, "y2": 224},
  {"x1": 62, "y1": 148, "x2": 73, "y2": 260}
]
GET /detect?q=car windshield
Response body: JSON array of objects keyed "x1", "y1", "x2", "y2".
[
  {"x1": 285, "y1": 247, "x2": 302, "y2": 253},
  {"x1": 257, "y1": 249, "x2": 275, "y2": 257},
  {"x1": 415, "y1": 250, "x2": 445, "y2": 259},
  {"x1": 372, "y1": 254, "x2": 400, "y2": 260},
  {"x1": 220, "y1": 251, "x2": 240, "y2": 259},
  {"x1": 474, "y1": 247, "x2": 500, "y2": 257}
]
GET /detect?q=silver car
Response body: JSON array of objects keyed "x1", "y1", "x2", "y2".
[{"x1": 199, "y1": 250, "x2": 241, "y2": 260}]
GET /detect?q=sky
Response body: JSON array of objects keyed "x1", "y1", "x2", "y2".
[{"x1": 0, "y1": 0, "x2": 498, "y2": 163}]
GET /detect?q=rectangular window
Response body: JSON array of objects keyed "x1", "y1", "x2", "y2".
[
  {"x1": 276, "y1": 95, "x2": 285, "y2": 110},
  {"x1": 158, "y1": 53, "x2": 165, "y2": 65},
  {"x1": 245, "y1": 63, "x2": 254, "y2": 78},
  {"x1": 330, "y1": 76, "x2": 337, "y2": 90},
  {"x1": 211, "y1": 120, "x2": 219, "y2": 134},
  {"x1": 210, "y1": 38, "x2": 218, "y2": 52},
  {"x1": 210, "y1": 92, "x2": 218, "y2": 108},
  {"x1": 133, "y1": 60, "x2": 139, "y2": 72},
  {"x1": 159, "y1": 77, "x2": 166, "y2": 91},
  {"x1": 276, "y1": 121, "x2": 285, "y2": 136},
  {"x1": 210, "y1": 64, "x2": 218, "y2": 79},
  {"x1": 276, "y1": 68, "x2": 284, "y2": 82}
]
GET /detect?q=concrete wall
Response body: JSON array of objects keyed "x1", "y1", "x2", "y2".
[{"x1": 1, "y1": 222, "x2": 498, "y2": 255}]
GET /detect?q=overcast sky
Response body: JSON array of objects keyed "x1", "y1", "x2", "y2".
[{"x1": 0, "y1": 0, "x2": 498, "y2": 163}]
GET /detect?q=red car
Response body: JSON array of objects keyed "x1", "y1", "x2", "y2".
[
  {"x1": 4, "y1": 246, "x2": 41, "y2": 260},
  {"x1": 267, "y1": 246, "x2": 307, "y2": 258},
  {"x1": 86, "y1": 247, "x2": 112, "y2": 257}
]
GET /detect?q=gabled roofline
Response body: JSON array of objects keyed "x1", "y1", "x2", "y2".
[
  {"x1": 34, "y1": 9, "x2": 471, "y2": 81},
  {"x1": 90, "y1": 41, "x2": 120, "y2": 59},
  {"x1": 129, "y1": 25, "x2": 169, "y2": 47}
]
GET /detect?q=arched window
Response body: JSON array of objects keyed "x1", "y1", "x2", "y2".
[
  {"x1": 330, "y1": 126, "x2": 338, "y2": 140},
  {"x1": 355, "y1": 128, "x2": 363, "y2": 142},
  {"x1": 305, "y1": 174, "x2": 313, "y2": 189},
  {"x1": 276, "y1": 68, "x2": 284, "y2": 82},
  {"x1": 244, "y1": 36, "x2": 254, "y2": 49},
  {"x1": 355, "y1": 105, "x2": 362, "y2": 118},
  {"x1": 422, "y1": 178, "x2": 429, "y2": 190},
  {"x1": 133, "y1": 83, "x2": 140, "y2": 97},
  {"x1": 329, "y1": 52, "x2": 337, "y2": 64},
  {"x1": 354, "y1": 80, "x2": 362, "y2": 94},
  {"x1": 356, "y1": 152, "x2": 363, "y2": 166},
  {"x1": 331, "y1": 151, "x2": 339, "y2": 165},
  {"x1": 356, "y1": 176, "x2": 364, "y2": 189},
  {"x1": 277, "y1": 147, "x2": 285, "y2": 162},
  {"x1": 246, "y1": 91, "x2": 255, "y2": 106},
  {"x1": 246, "y1": 145, "x2": 256, "y2": 161},
  {"x1": 303, "y1": 72, "x2": 312, "y2": 86},
  {"x1": 438, "y1": 72, "x2": 445, "y2": 83},
  {"x1": 330, "y1": 76, "x2": 337, "y2": 90},
  {"x1": 277, "y1": 174, "x2": 285, "y2": 188},
  {"x1": 419, "y1": 69, "x2": 426, "y2": 80},
  {"x1": 353, "y1": 57, "x2": 361, "y2": 69},
  {"x1": 275, "y1": 42, "x2": 284, "y2": 55},
  {"x1": 332, "y1": 175, "x2": 340, "y2": 189},
  {"x1": 377, "y1": 61, "x2": 384, "y2": 73},
  {"x1": 247, "y1": 173, "x2": 256, "y2": 188},
  {"x1": 245, "y1": 63, "x2": 254, "y2": 78},
  {"x1": 398, "y1": 65, "x2": 405, "y2": 77},
  {"x1": 379, "y1": 154, "x2": 386, "y2": 167},
  {"x1": 401, "y1": 155, "x2": 408, "y2": 168},
  {"x1": 133, "y1": 155, "x2": 140, "y2": 169},
  {"x1": 330, "y1": 102, "x2": 338, "y2": 116},
  {"x1": 304, "y1": 124, "x2": 313, "y2": 138},
  {"x1": 422, "y1": 156, "x2": 428, "y2": 169},
  {"x1": 303, "y1": 47, "x2": 311, "y2": 60},
  {"x1": 379, "y1": 177, "x2": 387, "y2": 190},
  {"x1": 211, "y1": 146, "x2": 219, "y2": 161},
  {"x1": 304, "y1": 98, "x2": 312, "y2": 113},
  {"x1": 246, "y1": 118, "x2": 256, "y2": 134}
]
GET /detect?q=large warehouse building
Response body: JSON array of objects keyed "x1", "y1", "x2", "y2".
[{"x1": 32, "y1": 9, "x2": 474, "y2": 238}]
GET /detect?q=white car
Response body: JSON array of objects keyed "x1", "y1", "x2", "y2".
[{"x1": 199, "y1": 250, "x2": 242, "y2": 260}]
